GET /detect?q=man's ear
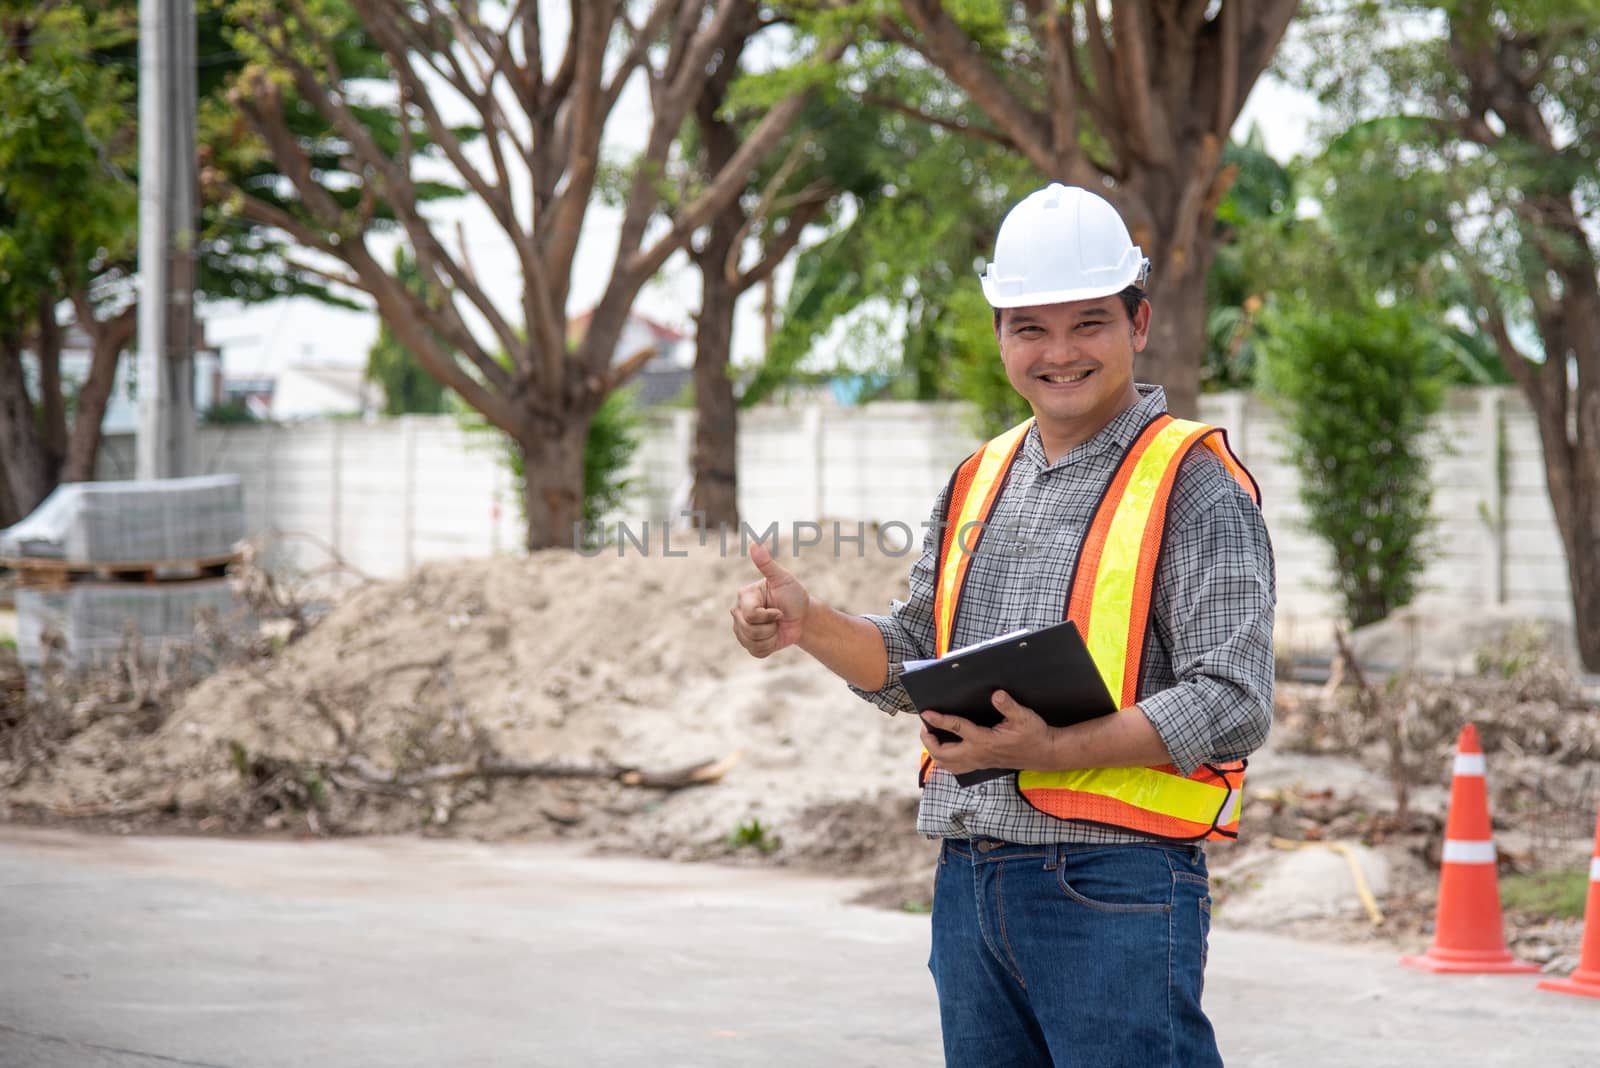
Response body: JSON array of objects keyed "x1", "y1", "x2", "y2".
[{"x1": 1129, "y1": 300, "x2": 1152, "y2": 353}]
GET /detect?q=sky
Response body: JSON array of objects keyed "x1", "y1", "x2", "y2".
[{"x1": 202, "y1": 49, "x2": 1323, "y2": 380}]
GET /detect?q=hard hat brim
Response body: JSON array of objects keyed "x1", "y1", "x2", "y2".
[
  {"x1": 981, "y1": 276, "x2": 1139, "y2": 309},
  {"x1": 979, "y1": 252, "x2": 1148, "y2": 309}
]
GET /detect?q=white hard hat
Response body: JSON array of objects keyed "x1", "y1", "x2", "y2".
[{"x1": 980, "y1": 183, "x2": 1150, "y2": 308}]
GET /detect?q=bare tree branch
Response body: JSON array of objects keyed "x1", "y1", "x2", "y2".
[
  {"x1": 894, "y1": 0, "x2": 1063, "y2": 179},
  {"x1": 542, "y1": 0, "x2": 612, "y2": 294},
  {"x1": 1233, "y1": 1, "x2": 1299, "y2": 127},
  {"x1": 602, "y1": 0, "x2": 684, "y2": 115},
  {"x1": 1215, "y1": 0, "x2": 1240, "y2": 138},
  {"x1": 1110, "y1": 2, "x2": 1168, "y2": 165},
  {"x1": 724, "y1": 137, "x2": 815, "y2": 283},
  {"x1": 1473, "y1": 282, "x2": 1538, "y2": 397},
  {"x1": 735, "y1": 196, "x2": 829, "y2": 292},
  {"x1": 623, "y1": 39, "x2": 846, "y2": 297},
  {"x1": 1026, "y1": 0, "x2": 1078, "y2": 171},
  {"x1": 605, "y1": 344, "x2": 660, "y2": 393}
]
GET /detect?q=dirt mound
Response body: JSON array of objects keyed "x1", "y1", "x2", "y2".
[{"x1": 0, "y1": 540, "x2": 928, "y2": 870}]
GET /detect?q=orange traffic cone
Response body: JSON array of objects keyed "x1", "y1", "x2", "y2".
[
  {"x1": 1537, "y1": 803, "x2": 1600, "y2": 999},
  {"x1": 1401, "y1": 723, "x2": 1538, "y2": 974}
]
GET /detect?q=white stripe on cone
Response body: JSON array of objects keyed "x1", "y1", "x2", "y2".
[
  {"x1": 1443, "y1": 839, "x2": 1497, "y2": 864},
  {"x1": 1453, "y1": 753, "x2": 1486, "y2": 776},
  {"x1": 1591, "y1": 856, "x2": 1600, "y2": 881}
]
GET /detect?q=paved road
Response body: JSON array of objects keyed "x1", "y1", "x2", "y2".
[{"x1": 0, "y1": 827, "x2": 1592, "y2": 1067}]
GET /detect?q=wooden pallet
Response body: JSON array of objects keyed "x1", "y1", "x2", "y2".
[{"x1": 0, "y1": 552, "x2": 240, "y2": 588}]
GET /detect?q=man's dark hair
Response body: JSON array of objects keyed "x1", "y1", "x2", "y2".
[{"x1": 992, "y1": 285, "x2": 1147, "y2": 332}]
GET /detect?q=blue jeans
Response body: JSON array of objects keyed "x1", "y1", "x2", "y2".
[{"x1": 930, "y1": 838, "x2": 1220, "y2": 1068}]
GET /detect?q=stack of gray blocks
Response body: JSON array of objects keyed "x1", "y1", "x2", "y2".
[
  {"x1": 2, "y1": 476, "x2": 247, "y2": 676},
  {"x1": 0, "y1": 474, "x2": 243, "y2": 563},
  {"x1": 16, "y1": 582, "x2": 240, "y2": 675}
]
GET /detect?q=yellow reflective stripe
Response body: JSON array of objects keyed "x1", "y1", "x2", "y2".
[
  {"x1": 934, "y1": 419, "x2": 1032, "y2": 656},
  {"x1": 1083, "y1": 419, "x2": 1201, "y2": 701},
  {"x1": 1019, "y1": 765, "x2": 1230, "y2": 828}
]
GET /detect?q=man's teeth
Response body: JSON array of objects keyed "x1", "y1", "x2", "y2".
[{"x1": 1042, "y1": 370, "x2": 1091, "y2": 383}]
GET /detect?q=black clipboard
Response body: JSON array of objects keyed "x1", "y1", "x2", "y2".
[{"x1": 899, "y1": 619, "x2": 1117, "y2": 787}]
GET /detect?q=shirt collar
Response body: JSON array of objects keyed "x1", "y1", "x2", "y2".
[{"x1": 1020, "y1": 383, "x2": 1169, "y2": 470}]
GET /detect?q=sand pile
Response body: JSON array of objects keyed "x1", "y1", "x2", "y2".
[{"x1": 1, "y1": 538, "x2": 935, "y2": 877}]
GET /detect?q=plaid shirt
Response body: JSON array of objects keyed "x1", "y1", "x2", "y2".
[{"x1": 851, "y1": 385, "x2": 1276, "y2": 845}]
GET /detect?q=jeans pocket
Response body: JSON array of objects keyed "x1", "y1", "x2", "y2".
[{"x1": 1055, "y1": 864, "x2": 1174, "y2": 913}]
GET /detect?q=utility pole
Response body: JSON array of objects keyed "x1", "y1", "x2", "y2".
[{"x1": 136, "y1": 0, "x2": 197, "y2": 479}]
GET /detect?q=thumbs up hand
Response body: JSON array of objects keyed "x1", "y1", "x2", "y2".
[{"x1": 730, "y1": 541, "x2": 809, "y2": 657}]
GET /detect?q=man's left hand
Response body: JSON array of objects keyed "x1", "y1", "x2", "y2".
[{"x1": 919, "y1": 691, "x2": 1061, "y2": 775}]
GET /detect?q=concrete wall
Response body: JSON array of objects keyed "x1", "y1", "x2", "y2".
[{"x1": 97, "y1": 387, "x2": 1575, "y2": 646}]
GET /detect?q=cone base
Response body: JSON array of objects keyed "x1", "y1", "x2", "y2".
[
  {"x1": 1537, "y1": 972, "x2": 1600, "y2": 1000},
  {"x1": 1400, "y1": 950, "x2": 1540, "y2": 975}
]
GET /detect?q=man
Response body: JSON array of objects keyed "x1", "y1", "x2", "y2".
[{"x1": 729, "y1": 183, "x2": 1275, "y2": 1067}]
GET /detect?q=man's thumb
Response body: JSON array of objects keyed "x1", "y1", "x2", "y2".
[{"x1": 749, "y1": 540, "x2": 790, "y2": 583}]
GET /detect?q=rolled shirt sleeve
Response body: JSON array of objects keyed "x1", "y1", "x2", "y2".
[{"x1": 1137, "y1": 460, "x2": 1277, "y2": 776}]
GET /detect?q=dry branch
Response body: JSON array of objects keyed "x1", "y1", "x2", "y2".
[
  {"x1": 336, "y1": 751, "x2": 742, "y2": 791},
  {"x1": 1333, "y1": 625, "x2": 1409, "y2": 821}
]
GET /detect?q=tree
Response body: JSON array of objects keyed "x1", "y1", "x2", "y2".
[
  {"x1": 0, "y1": 2, "x2": 139, "y2": 521},
  {"x1": 819, "y1": 0, "x2": 1299, "y2": 418},
  {"x1": 1259, "y1": 298, "x2": 1448, "y2": 627},
  {"x1": 1200, "y1": 123, "x2": 1509, "y2": 392},
  {"x1": 215, "y1": 0, "x2": 840, "y2": 549},
  {"x1": 0, "y1": 0, "x2": 352, "y2": 525},
  {"x1": 748, "y1": 70, "x2": 1045, "y2": 436},
  {"x1": 681, "y1": 12, "x2": 834, "y2": 527},
  {"x1": 1293, "y1": 0, "x2": 1600, "y2": 667}
]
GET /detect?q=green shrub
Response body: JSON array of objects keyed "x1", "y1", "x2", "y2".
[{"x1": 1258, "y1": 298, "x2": 1447, "y2": 627}]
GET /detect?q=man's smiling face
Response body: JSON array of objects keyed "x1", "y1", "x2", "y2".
[{"x1": 997, "y1": 297, "x2": 1149, "y2": 456}]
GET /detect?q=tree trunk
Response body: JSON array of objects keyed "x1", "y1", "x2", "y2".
[
  {"x1": 1443, "y1": 14, "x2": 1600, "y2": 669},
  {"x1": 688, "y1": 161, "x2": 743, "y2": 528},
  {"x1": 1140, "y1": 264, "x2": 1207, "y2": 419},
  {"x1": 683, "y1": 16, "x2": 755, "y2": 531},
  {"x1": 0, "y1": 457, "x2": 18, "y2": 529},
  {"x1": 0, "y1": 337, "x2": 60, "y2": 519},
  {"x1": 36, "y1": 296, "x2": 67, "y2": 460},
  {"x1": 518, "y1": 415, "x2": 591, "y2": 552},
  {"x1": 62, "y1": 303, "x2": 136, "y2": 483},
  {"x1": 1569, "y1": 447, "x2": 1600, "y2": 670},
  {"x1": 690, "y1": 268, "x2": 740, "y2": 528},
  {"x1": 1525, "y1": 225, "x2": 1600, "y2": 672},
  {"x1": 1122, "y1": 165, "x2": 1223, "y2": 422}
]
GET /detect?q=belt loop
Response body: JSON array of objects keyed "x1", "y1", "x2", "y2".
[
  {"x1": 1043, "y1": 842, "x2": 1061, "y2": 871},
  {"x1": 939, "y1": 838, "x2": 949, "y2": 865}
]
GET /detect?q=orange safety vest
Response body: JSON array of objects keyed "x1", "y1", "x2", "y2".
[{"x1": 918, "y1": 412, "x2": 1263, "y2": 842}]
